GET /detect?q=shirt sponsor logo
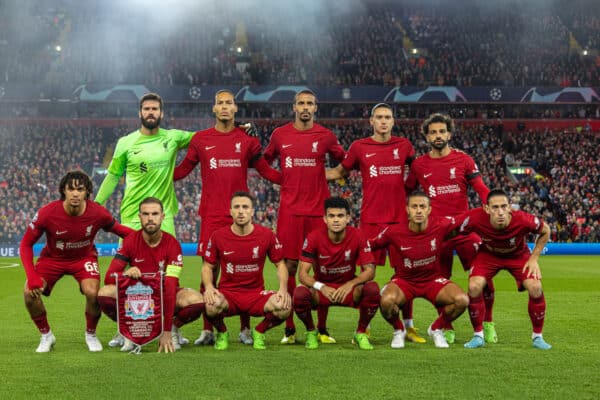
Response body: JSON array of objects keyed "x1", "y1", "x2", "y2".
[
  {"x1": 322, "y1": 265, "x2": 353, "y2": 275},
  {"x1": 403, "y1": 255, "x2": 437, "y2": 269},
  {"x1": 56, "y1": 239, "x2": 92, "y2": 250},
  {"x1": 286, "y1": 158, "x2": 317, "y2": 167},
  {"x1": 210, "y1": 157, "x2": 217, "y2": 169}
]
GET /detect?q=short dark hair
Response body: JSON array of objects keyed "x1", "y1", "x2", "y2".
[
  {"x1": 407, "y1": 190, "x2": 430, "y2": 205},
  {"x1": 231, "y1": 191, "x2": 255, "y2": 207},
  {"x1": 487, "y1": 189, "x2": 509, "y2": 203},
  {"x1": 324, "y1": 196, "x2": 350, "y2": 214},
  {"x1": 421, "y1": 113, "x2": 454, "y2": 136},
  {"x1": 139, "y1": 92, "x2": 163, "y2": 111},
  {"x1": 294, "y1": 89, "x2": 317, "y2": 103},
  {"x1": 215, "y1": 89, "x2": 235, "y2": 102},
  {"x1": 370, "y1": 103, "x2": 393, "y2": 117},
  {"x1": 139, "y1": 197, "x2": 164, "y2": 212},
  {"x1": 59, "y1": 170, "x2": 93, "y2": 200}
]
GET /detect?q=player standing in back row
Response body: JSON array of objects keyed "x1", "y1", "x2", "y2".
[{"x1": 263, "y1": 90, "x2": 346, "y2": 344}]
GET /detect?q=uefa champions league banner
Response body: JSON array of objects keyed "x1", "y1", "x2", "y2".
[
  {"x1": 116, "y1": 272, "x2": 163, "y2": 351},
  {"x1": 1, "y1": 83, "x2": 599, "y2": 104}
]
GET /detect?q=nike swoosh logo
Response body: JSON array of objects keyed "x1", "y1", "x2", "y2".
[
  {"x1": 319, "y1": 254, "x2": 330, "y2": 259},
  {"x1": 365, "y1": 153, "x2": 376, "y2": 158},
  {"x1": 134, "y1": 258, "x2": 144, "y2": 263},
  {"x1": 400, "y1": 246, "x2": 411, "y2": 251},
  {"x1": 205, "y1": 146, "x2": 216, "y2": 150},
  {"x1": 56, "y1": 230, "x2": 67, "y2": 235},
  {"x1": 133, "y1": 150, "x2": 142, "y2": 154},
  {"x1": 223, "y1": 251, "x2": 235, "y2": 255},
  {"x1": 424, "y1": 173, "x2": 433, "y2": 178},
  {"x1": 282, "y1": 144, "x2": 293, "y2": 148}
]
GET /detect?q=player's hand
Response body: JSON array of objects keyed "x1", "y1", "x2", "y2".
[
  {"x1": 158, "y1": 331, "x2": 175, "y2": 353},
  {"x1": 236, "y1": 122, "x2": 258, "y2": 137},
  {"x1": 319, "y1": 285, "x2": 336, "y2": 302},
  {"x1": 204, "y1": 287, "x2": 221, "y2": 306},
  {"x1": 124, "y1": 267, "x2": 142, "y2": 279},
  {"x1": 25, "y1": 275, "x2": 46, "y2": 298},
  {"x1": 331, "y1": 282, "x2": 354, "y2": 303},
  {"x1": 277, "y1": 290, "x2": 292, "y2": 310},
  {"x1": 523, "y1": 259, "x2": 542, "y2": 280}
]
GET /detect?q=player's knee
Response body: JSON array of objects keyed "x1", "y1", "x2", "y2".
[
  {"x1": 468, "y1": 280, "x2": 484, "y2": 297},
  {"x1": 454, "y1": 292, "x2": 470, "y2": 310},
  {"x1": 97, "y1": 285, "x2": 116, "y2": 298},
  {"x1": 361, "y1": 281, "x2": 381, "y2": 304},
  {"x1": 273, "y1": 307, "x2": 291, "y2": 320},
  {"x1": 177, "y1": 289, "x2": 204, "y2": 308},
  {"x1": 525, "y1": 280, "x2": 543, "y2": 298}
]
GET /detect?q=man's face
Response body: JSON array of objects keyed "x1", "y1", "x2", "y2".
[
  {"x1": 406, "y1": 195, "x2": 431, "y2": 224},
  {"x1": 324, "y1": 207, "x2": 350, "y2": 234},
  {"x1": 293, "y1": 93, "x2": 317, "y2": 123},
  {"x1": 139, "y1": 100, "x2": 163, "y2": 130},
  {"x1": 485, "y1": 195, "x2": 512, "y2": 229},
  {"x1": 230, "y1": 196, "x2": 254, "y2": 227},
  {"x1": 139, "y1": 203, "x2": 164, "y2": 235},
  {"x1": 213, "y1": 92, "x2": 237, "y2": 123},
  {"x1": 425, "y1": 122, "x2": 452, "y2": 151},
  {"x1": 63, "y1": 180, "x2": 87, "y2": 207},
  {"x1": 370, "y1": 107, "x2": 394, "y2": 135}
]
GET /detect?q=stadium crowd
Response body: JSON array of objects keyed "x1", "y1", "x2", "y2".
[
  {"x1": 1, "y1": 120, "x2": 598, "y2": 244},
  {"x1": 1, "y1": 0, "x2": 599, "y2": 87}
]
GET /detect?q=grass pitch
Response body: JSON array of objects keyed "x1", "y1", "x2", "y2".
[{"x1": 0, "y1": 255, "x2": 598, "y2": 399}]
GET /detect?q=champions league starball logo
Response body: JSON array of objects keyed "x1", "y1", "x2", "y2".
[{"x1": 124, "y1": 282, "x2": 155, "y2": 320}]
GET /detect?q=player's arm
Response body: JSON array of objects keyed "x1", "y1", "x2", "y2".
[
  {"x1": 104, "y1": 218, "x2": 134, "y2": 238},
  {"x1": 104, "y1": 255, "x2": 130, "y2": 285},
  {"x1": 523, "y1": 222, "x2": 550, "y2": 280},
  {"x1": 332, "y1": 263, "x2": 376, "y2": 304},
  {"x1": 325, "y1": 164, "x2": 349, "y2": 181},
  {"x1": 19, "y1": 225, "x2": 45, "y2": 296},
  {"x1": 274, "y1": 259, "x2": 291, "y2": 310},
  {"x1": 253, "y1": 156, "x2": 283, "y2": 185},
  {"x1": 469, "y1": 175, "x2": 490, "y2": 204},
  {"x1": 201, "y1": 260, "x2": 221, "y2": 305},
  {"x1": 95, "y1": 141, "x2": 127, "y2": 205},
  {"x1": 369, "y1": 227, "x2": 391, "y2": 250},
  {"x1": 173, "y1": 138, "x2": 199, "y2": 181}
]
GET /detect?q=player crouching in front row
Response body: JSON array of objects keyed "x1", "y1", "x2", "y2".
[
  {"x1": 97, "y1": 197, "x2": 205, "y2": 353},
  {"x1": 373, "y1": 192, "x2": 469, "y2": 349},
  {"x1": 294, "y1": 196, "x2": 380, "y2": 350},
  {"x1": 201, "y1": 192, "x2": 292, "y2": 350}
]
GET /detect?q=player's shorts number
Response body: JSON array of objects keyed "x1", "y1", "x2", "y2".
[{"x1": 84, "y1": 261, "x2": 100, "y2": 274}]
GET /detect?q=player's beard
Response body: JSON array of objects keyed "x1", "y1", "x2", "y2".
[
  {"x1": 142, "y1": 223, "x2": 160, "y2": 235},
  {"x1": 430, "y1": 138, "x2": 448, "y2": 151},
  {"x1": 141, "y1": 115, "x2": 161, "y2": 130}
]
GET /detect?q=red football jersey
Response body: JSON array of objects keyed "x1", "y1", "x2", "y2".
[
  {"x1": 26, "y1": 200, "x2": 116, "y2": 260},
  {"x1": 204, "y1": 224, "x2": 283, "y2": 291},
  {"x1": 178, "y1": 127, "x2": 262, "y2": 218},
  {"x1": 299, "y1": 226, "x2": 375, "y2": 284},
  {"x1": 458, "y1": 208, "x2": 544, "y2": 258},
  {"x1": 411, "y1": 149, "x2": 482, "y2": 218},
  {"x1": 342, "y1": 136, "x2": 414, "y2": 223},
  {"x1": 371, "y1": 218, "x2": 455, "y2": 282},
  {"x1": 263, "y1": 122, "x2": 345, "y2": 216},
  {"x1": 114, "y1": 230, "x2": 183, "y2": 274}
]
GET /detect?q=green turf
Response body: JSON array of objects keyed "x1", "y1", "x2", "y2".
[{"x1": 1, "y1": 255, "x2": 599, "y2": 399}]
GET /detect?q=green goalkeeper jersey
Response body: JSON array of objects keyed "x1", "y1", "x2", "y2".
[{"x1": 96, "y1": 128, "x2": 193, "y2": 223}]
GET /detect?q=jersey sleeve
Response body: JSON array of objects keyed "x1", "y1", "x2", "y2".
[
  {"x1": 174, "y1": 129, "x2": 194, "y2": 150},
  {"x1": 203, "y1": 234, "x2": 219, "y2": 265},
  {"x1": 357, "y1": 233, "x2": 375, "y2": 266},
  {"x1": 327, "y1": 133, "x2": 346, "y2": 162},
  {"x1": 524, "y1": 212, "x2": 544, "y2": 234},
  {"x1": 20, "y1": 210, "x2": 46, "y2": 289},
  {"x1": 262, "y1": 131, "x2": 279, "y2": 164},
  {"x1": 457, "y1": 209, "x2": 478, "y2": 234},
  {"x1": 106, "y1": 137, "x2": 129, "y2": 177},
  {"x1": 368, "y1": 226, "x2": 392, "y2": 250},
  {"x1": 267, "y1": 232, "x2": 284, "y2": 264},
  {"x1": 104, "y1": 239, "x2": 132, "y2": 285},
  {"x1": 341, "y1": 142, "x2": 359, "y2": 170},
  {"x1": 173, "y1": 137, "x2": 200, "y2": 181},
  {"x1": 299, "y1": 233, "x2": 317, "y2": 264}
]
